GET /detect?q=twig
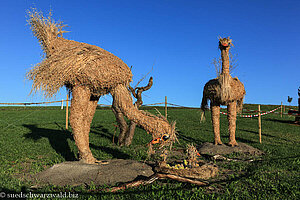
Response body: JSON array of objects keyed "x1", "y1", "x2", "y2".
[{"x1": 134, "y1": 64, "x2": 154, "y2": 89}]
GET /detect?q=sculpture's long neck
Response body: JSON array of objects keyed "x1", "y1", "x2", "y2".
[
  {"x1": 221, "y1": 48, "x2": 230, "y2": 75},
  {"x1": 111, "y1": 84, "x2": 170, "y2": 138}
]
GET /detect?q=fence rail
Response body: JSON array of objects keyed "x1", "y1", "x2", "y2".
[
  {"x1": 0, "y1": 100, "x2": 297, "y2": 117},
  {"x1": 0, "y1": 100, "x2": 68, "y2": 106}
]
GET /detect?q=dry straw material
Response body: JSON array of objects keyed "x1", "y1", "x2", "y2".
[
  {"x1": 200, "y1": 37, "x2": 245, "y2": 146},
  {"x1": 111, "y1": 84, "x2": 172, "y2": 140},
  {"x1": 26, "y1": 9, "x2": 132, "y2": 98}
]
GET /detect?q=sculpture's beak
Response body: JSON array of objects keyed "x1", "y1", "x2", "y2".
[
  {"x1": 150, "y1": 134, "x2": 170, "y2": 145},
  {"x1": 222, "y1": 43, "x2": 228, "y2": 47},
  {"x1": 150, "y1": 137, "x2": 161, "y2": 145}
]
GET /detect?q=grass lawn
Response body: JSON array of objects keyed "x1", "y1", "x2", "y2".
[{"x1": 0, "y1": 104, "x2": 299, "y2": 199}]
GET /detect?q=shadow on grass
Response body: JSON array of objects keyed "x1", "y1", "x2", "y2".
[
  {"x1": 239, "y1": 128, "x2": 297, "y2": 144},
  {"x1": 23, "y1": 124, "x2": 76, "y2": 161},
  {"x1": 239, "y1": 128, "x2": 279, "y2": 138},
  {"x1": 264, "y1": 118, "x2": 297, "y2": 125},
  {"x1": 177, "y1": 130, "x2": 206, "y2": 145},
  {"x1": 89, "y1": 144, "x2": 131, "y2": 159},
  {"x1": 91, "y1": 125, "x2": 118, "y2": 143}
]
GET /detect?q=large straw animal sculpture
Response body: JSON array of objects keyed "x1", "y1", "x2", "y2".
[
  {"x1": 26, "y1": 9, "x2": 174, "y2": 164},
  {"x1": 201, "y1": 37, "x2": 245, "y2": 146}
]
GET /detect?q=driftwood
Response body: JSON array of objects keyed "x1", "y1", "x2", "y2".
[
  {"x1": 104, "y1": 172, "x2": 208, "y2": 192},
  {"x1": 113, "y1": 77, "x2": 153, "y2": 146}
]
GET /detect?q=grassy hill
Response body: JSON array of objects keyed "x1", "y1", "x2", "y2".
[{"x1": 0, "y1": 104, "x2": 299, "y2": 199}]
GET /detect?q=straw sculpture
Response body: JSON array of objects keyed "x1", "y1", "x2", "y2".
[
  {"x1": 26, "y1": 9, "x2": 173, "y2": 164},
  {"x1": 201, "y1": 37, "x2": 245, "y2": 146}
]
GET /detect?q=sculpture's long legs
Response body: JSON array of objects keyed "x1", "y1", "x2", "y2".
[
  {"x1": 210, "y1": 102, "x2": 222, "y2": 145},
  {"x1": 227, "y1": 101, "x2": 238, "y2": 146},
  {"x1": 70, "y1": 85, "x2": 97, "y2": 164}
]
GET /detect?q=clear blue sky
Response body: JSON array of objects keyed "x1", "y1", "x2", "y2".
[{"x1": 0, "y1": 0, "x2": 299, "y2": 107}]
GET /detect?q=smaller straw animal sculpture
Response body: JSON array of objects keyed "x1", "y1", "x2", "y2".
[{"x1": 186, "y1": 144, "x2": 201, "y2": 168}]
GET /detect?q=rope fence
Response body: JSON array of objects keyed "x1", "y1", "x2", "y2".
[{"x1": 220, "y1": 107, "x2": 281, "y2": 118}]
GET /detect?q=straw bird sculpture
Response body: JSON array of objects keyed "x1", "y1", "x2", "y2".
[
  {"x1": 26, "y1": 9, "x2": 174, "y2": 164},
  {"x1": 201, "y1": 37, "x2": 245, "y2": 146}
]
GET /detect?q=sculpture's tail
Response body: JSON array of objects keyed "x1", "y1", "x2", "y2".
[
  {"x1": 200, "y1": 92, "x2": 208, "y2": 123},
  {"x1": 27, "y1": 8, "x2": 67, "y2": 55}
]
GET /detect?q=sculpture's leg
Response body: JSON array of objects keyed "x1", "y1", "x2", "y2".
[
  {"x1": 211, "y1": 102, "x2": 222, "y2": 145},
  {"x1": 227, "y1": 101, "x2": 238, "y2": 146},
  {"x1": 70, "y1": 85, "x2": 97, "y2": 164},
  {"x1": 112, "y1": 99, "x2": 128, "y2": 146},
  {"x1": 123, "y1": 121, "x2": 137, "y2": 146}
]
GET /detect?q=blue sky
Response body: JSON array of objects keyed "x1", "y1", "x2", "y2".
[{"x1": 0, "y1": 0, "x2": 299, "y2": 107}]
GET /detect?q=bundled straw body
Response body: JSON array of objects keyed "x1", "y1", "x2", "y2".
[
  {"x1": 202, "y1": 75, "x2": 245, "y2": 107},
  {"x1": 27, "y1": 10, "x2": 132, "y2": 98}
]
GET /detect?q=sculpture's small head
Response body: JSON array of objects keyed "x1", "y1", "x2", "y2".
[
  {"x1": 150, "y1": 121, "x2": 177, "y2": 147},
  {"x1": 218, "y1": 36, "x2": 233, "y2": 49},
  {"x1": 150, "y1": 134, "x2": 170, "y2": 145}
]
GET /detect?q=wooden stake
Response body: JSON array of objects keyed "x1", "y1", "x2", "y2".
[
  {"x1": 66, "y1": 94, "x2": 69, "y2": 130},
  {"x1": 258, "y1": 105, "x2": 261, "y2": 143},
  {"x1": 165, "y1": 96, "x2": 167, "y2": 118},
  {"x1": 61, "y1": 99, "x2": 64, "y2": 109},
  {"x1": 280, "y1": 102, "x2": 283, "y2": 118}
]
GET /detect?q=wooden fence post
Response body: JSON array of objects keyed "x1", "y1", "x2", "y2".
[
  {"x1": 280, "y1": 102, "x2": 283, "y2": 118},
  {"x1": 165, "y1": 96, "x2": 167, "y2": 118},
  {"x1": 61, "y1": 99, "x2": 64, "y2": 109},
  {"x1": 66, "y1": 94, "x2": 69, "y2": 130},
  {"x1": 258, "y1": 105, "x2": 262, "y2": 143}
]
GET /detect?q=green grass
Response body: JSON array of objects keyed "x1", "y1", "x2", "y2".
[{"x1": 0, "y1": 105, "x2": 299, "y2": 199}]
